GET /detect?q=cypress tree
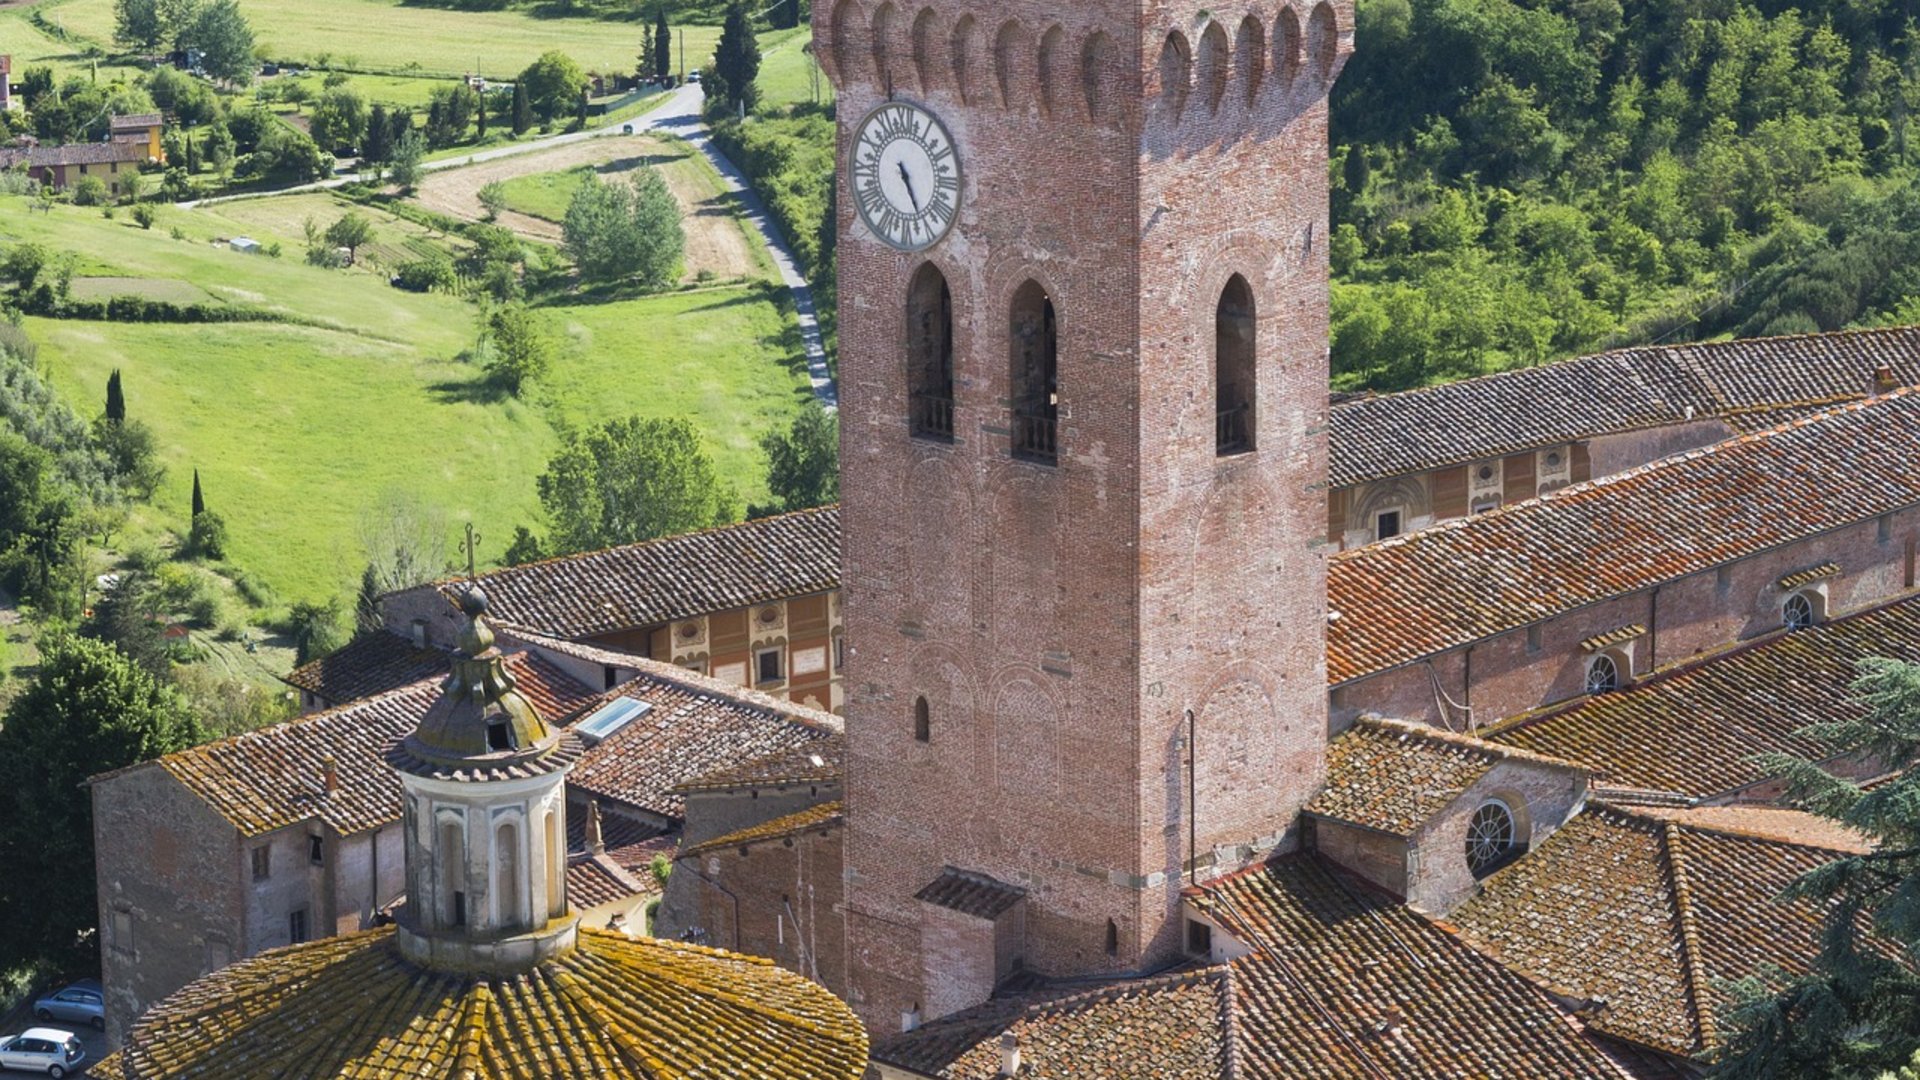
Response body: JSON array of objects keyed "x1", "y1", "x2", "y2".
[
  {"x1": 389, "y1": 109, "x2": 413, "y2": 153},
  {"x1": 190, "y1": 469, "x2": 204, "y2": 518},
  {"x1": 365, "y1": 103, "x2": 391, "y2": 163},
  {"x1": 475, "y1": 88, "x2": 488, "y2": 137},
  {"x1": 354, "y1": 563, "x2": 382, "y2": 635},
  {"x1": 105, "y1": 369, "x2": 125, "y2": 422},
  {"x1": 511, "y1": 81, "x2": 532, "y2": 135},
  {"x1": 713, "y1": 2, "x2": 760, "y2": 114},
  {"x1": 653, "y1": 6, "x2": 671, "y2": 80},
  {"x1": 184, "y1": 133, "x2": 195, "y2": 173},
  {"x1": 1344, "y1": 145, "x2": 1370, "y2": 196}
]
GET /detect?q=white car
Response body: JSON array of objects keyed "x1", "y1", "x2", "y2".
[{"x1": 0, "y1": 1028, "x2": 85, "y2": 1077}]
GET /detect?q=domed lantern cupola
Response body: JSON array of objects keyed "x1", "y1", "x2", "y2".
[{"x1": 387, "y1": 584, "x2": 584, "y2": 973}]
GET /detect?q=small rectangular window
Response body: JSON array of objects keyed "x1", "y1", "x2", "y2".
[
  {"x1": 756, "y1": 647, "x2": 784, "y2": 685},
  {"x1": 833, "y1": 637, "x2": 844, "y2": 673},
  {"x1": 251, "y1": 845, "x2": 271, "y2": 881},
  {"x1": 1716, "y1": 565, "x2": 1732, "y2": 596},
  {"x1": 1880, "y1": 515, "x2": 1894, "y2": 544},
  {"x1": 308, "y1": 835, "x2": 324, "y2": 866},
  {"x1": 1374, "y1": 510, "x2": 1402, "y2": 542},
  {"x1": 1525, "y1": 625, "x2": 1541, "y2": 655},
  {"x1": 288, "y1": 908, "x2": 308, "y2": 944},
  {"x1": 1185, "y1": 918, "x2": 1213, "y2": 957}
]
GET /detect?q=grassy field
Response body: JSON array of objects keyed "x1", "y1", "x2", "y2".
[
  {"x1": 4, "y1": 195, "x2": 809, "y2": 605},
  {"x1": 492, "y1": 166, "x2": 591, "y2": 223},
  {"x1": 757, "y1": 27, "x2": 830, "y2": 109},
  {"x1": 38, "y1": 0, "x2": 725, "y2": 79}
]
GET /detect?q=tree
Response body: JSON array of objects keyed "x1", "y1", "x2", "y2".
[
  {"x1": 0, "y1": 432, "x2": 80, "y2": 613},
  {"x1": 484, "y1": 305, "x2": 554, "y2": 396},
  {"x1": 105, "y1": 369, "x2": 126, "y2": 423},
  {"x1": 187, "y1": 509, "x2": 228, "y2": 559},
  {"x1": 354, "y1": 562, "x2": 382, "y2": 634},
  {"x1": 502, "y1": 525, "x2": 545, "y2": 566},
  {"x1": 157, "y1": 0, "x2": 200, "y2": 50},
  {"x1": 387, "y1": 128, "x2": 425, "y2": 191},
  {"x1": 761, "y1": 407, "x2": 838, "y2": 512},
  {"x1": 190, "y1": 468, "x2": 205, "y2": 517},
  {"x1": 519, "y1": 50, "x2": 588, "y2": 123},
  {"x1": 114, "y1": 0, "x2": 165, "y2": 54},
  {"x1": 186, "y1": 0, "x2": 255, "y2": 86},
  {"x1": 71, "y1": 175, "x2": 111, "y2": 207},
  {"x1": 536, "y1": 416, "x2": 738, "y2": 555},
  {"x1": 511, "y1": 80, "x2": 532, "y2": 135},
  {"x1": 93, "y1": 416, "x2": 165, "y2": 499},
  {"x1": 1712, "y1": 658, "x2": 1920, "y2": 1079},
  {"x1": 0, "y1": 635, "x2": 201, "y2": 976},
  {"x1": 711, "y1": 0, "x2": 761, "y2": 115},
  {"x1": 308, "y1": 87, "x2": 368, "y2": 154},
  {"x1": 561, "y1": 169, "x2": 684, "y2": 287},
  {"x1": 81, "y1": 569, "x2": 171, "y2": 679},
  {"x1": 653, "y1": 5, "x2": 672, "y2": 80},
  {"x1": 324, "y1": 212, "x2": 376, "y2": 264},
  {"x1": 364, "y1": 103, "x2": 392, "y2": 163},
  {"x1": 356, "y1": 494, "x2": 450, "y2": 597},
  {"x1": 286, "y1": 598, "x2": 347, "y2": 665},
  {"x1": 475, "y1": 87, "x2": 488, "y2": 138}
]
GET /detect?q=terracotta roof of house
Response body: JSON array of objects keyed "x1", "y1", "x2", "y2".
[
  {"x1": 884, "y1": 855, "x2": 1634, "y2": 1077},
  {"x1": 872, "y1": 969, "x2": 1232, "y2": 1078},
  {"x1": 442, "y1": 506, "x2": 840, "y2": 638},
  {"x1": 1446, "y1": 804, "x2": 1855, "y2": 1058},
  {"x1": 566, "y1": 851, "x2": 652, "y2": 910},
  {"x1": 96, "y1": 927, "x2": 869, "y2": 1079},
  {"x1": 673, "y1": 733, "x2": 844, "y2": 793},
  {"x1": 110, "y1": 112, "x2": 162, "y2": 129},
  {"x1": 567, "y1": 659, "x2": 841, "y2": 820},
  {"x1": 1327, "y1": 325, "x2": 1920, "y2": 487},
  {"x1": 1327, "y1": 390, "x2": 1920, "y2": 684},
  {"x1": 683, "y1": 801, "x2": 844, "y2": 860},
  {"x1": 121, "y1": 652, "x2": 594, "y2": 837},
  {"x1": 566, "y1": 810, "x2": 677, "y2": 874},
  {"x1": 914, "y1": 867, "x2": 1026, "y2": 919},
  {"x1": 0, "y1": 139, "x2": 149, "y2": 169},
  {"x1": 282, "y1": 629, "x2": 450, "y2": 706},
  {"x1": 1307, "y1": 716, "x2": 1588, "y2": 837},
  {"x1": 1488, "y1": 596, "x2": 1920, "y2": 801}
]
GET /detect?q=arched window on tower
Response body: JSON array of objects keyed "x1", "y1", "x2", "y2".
[
  {"x1": 494, "y1": 819, "x2": 521, "y2": 930},
  {"x1": 438, "y1": 819, "x2": 466, "y2": 929},
  {"x1": 1010, "y1": 281, "x2": 1058, "y2": 464},
  {"x1": 1216, "y1": 275, "x2": 1255, "y2": 455},
  {"x1": 544, "y1": 808, "x2": 564, "y2": 918},
  {"x1": 913, "y1": 696, "x2": 931, "y2": 742},
  {"x1": 908, "y1": 264, "x2": 954, "y2": 440}
]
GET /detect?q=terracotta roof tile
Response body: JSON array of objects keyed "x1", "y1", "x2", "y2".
[
  {"x1": 1447, "y1": 805, "x2": 1853, "y2": 1058},
  {"x1": 1307, "y1": 716, "x2": 1588, "y2": 836},
  {"x1": 674, "y1": 733, "x2": 844, "y2": 793},
  {"x1": 683, "y1": 801, "x2": 844, "y2": 859},
  {"x1": 1328, "y1": 390, "x2": 1920, "y2": 683},
  {"x1": 1328, "y1": 325, "x2": 1920, "y2": 486},
  {"x1": 446, "y1": 506, "x2": 840, "y2": 638},
  {"x1": 567, "y1": 660, "x2": 840, "y2": 820},
  {"x1": 100, "y1": 927, "x2": 868, "y2": 1079},
  {"x1": 135, "y1": 653, "x2": 594, "y2": 837},
  {"x1": 110, "y1": 112, "x2": 162, "y2": 128},
  {"x1": 0, "y1": 139, "x2": 149, "y2": 169},
  {"x1": 914, "y1": 867, "x2": 1026, "y2": 919},
  {"x1": 282, "y1": 630, "x2": 451, "y2": 706},
  {"x1": 565, "y1": 852, "x2": 652, "y2": 909},
  {"x1": 1489, "y1": 596, "x2": 1920, "y2": 800}
]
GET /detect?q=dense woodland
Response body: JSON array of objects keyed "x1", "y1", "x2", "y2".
[{"x1": 1328, "y1": 0, "x2": 1920, "y2": 389}]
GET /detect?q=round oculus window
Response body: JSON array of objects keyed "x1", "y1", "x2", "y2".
[{"x1": 1466, "y1": 800, "x2": 1517, "y2": 876}]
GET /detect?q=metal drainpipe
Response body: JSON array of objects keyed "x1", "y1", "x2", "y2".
[
  {"x1": 1649, "y1": 585, "x2": 1660, "y2": 673},
  {"x1": 1187, "y1": 708, "x2": 1198, "y2": 886}
]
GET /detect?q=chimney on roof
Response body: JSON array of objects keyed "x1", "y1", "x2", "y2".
[
  {"x1": 1875, "y1": 364, "x2": 1898, "y2": 395},
  {"x1": 998, "y1": 1032, "x2": 1020, "y2": 1076},
  {"x1": 586, "y1": 798, "x2": 605, "y2": 855},
  {"x1": 321, "y1": 754, "x2": 338, "y2": 794}
]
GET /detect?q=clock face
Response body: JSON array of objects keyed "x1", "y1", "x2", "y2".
[{"x1": 850, "y1": 101, "x2": 961, "y2": 252}]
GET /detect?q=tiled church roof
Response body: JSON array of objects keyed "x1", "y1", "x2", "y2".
[
  {"x1": 1328, "y1": 324, "x2": 1920, "y2": 487},
  {"x1": 96, "y1": 927, "x2": 869, "y2": 1079},
  {"x1": 880, "y1": 855, "x2": 1634, "y2": 1078},
  {"x1": 442, "y1": 505, "x2": 841, "y2": 637},
  {"x1": 1488, "y1": 595, "x2": 1920, "y2": 801},
  {"x1": 1307, "y1": 716, "x2": 1587, "y2": 836},
  {"x1": 121, "y1": 653, "x2": 594, "y2": 837},
  {"x1": 282, "y1": 629, "x2": 450, "y2": 706},
  {"x1": 683, "y1": 801, "x2": 844, "y2": 859},
  {"x1": 1327, "y1": 390, "x2": 1920, "y2": 683},
  {"x1": 1447, "y1": 804, "x2": 1856, "y2": 1058}
]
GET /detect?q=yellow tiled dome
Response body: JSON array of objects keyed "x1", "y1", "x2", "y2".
[{"x1": 96, "y1": 926, "x2": 868, "y2": 1079}]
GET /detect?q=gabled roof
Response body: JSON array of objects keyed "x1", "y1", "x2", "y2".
[
  {"x1": 883, "y1": 855, "x2": 1633, "y2": 1078},
  {"x1": 673, "y1": 733, "x2": 844, "y2": 794},
  {"x1": 683, "y1": 801, "x2": 843, "y2": 860},
  {"x1": 915, "y1": 867, "x2": 1025, "y2": 919},
  {"x1": 1328, "y1": 325, "x2": 1920, "y2": 487},
  {"x1": 567, "y1": 658, "x2": 841, "y2": 820},
  {"x1": 1446, "y1": 804, "x2": 1856, "y2": 1058},
  {"x1": 1328, "y1": 390, "x2": 1920, "y2": 683},
  {"x1": 110, "y1": 112, "x2": 162, "y2": 129},
  {"x1": 439, "y1": 506, "x2": 840, "y2": 638},
  {"x1": 566, "y1": 851, "x2": 652, "y2": 910},
  {"x1": 1488, "y1": 595, "x2": 1920, "y2": 801},
  {"x1": 282, "y1": 629, "x2": 450, "y2": 706},
  {"x1": 1307, "y1": 716, "x2": 1587, "y2": 837},
  {"x1": 117, "y1": 652, "x2": 594, "y2": 838},
  {"x1": 0, "y1": 139, "x2": 148, "y2": 169}
]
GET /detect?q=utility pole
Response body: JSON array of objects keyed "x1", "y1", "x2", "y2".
[{"x1": 678, "y1": 29, "x2": 684, "y2": 83}]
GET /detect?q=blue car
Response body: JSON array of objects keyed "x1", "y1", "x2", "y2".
[{"x1": 30, "y1": 982, "x2": 102, "y2": 1032}]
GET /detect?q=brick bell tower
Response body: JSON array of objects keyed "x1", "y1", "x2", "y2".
[{"x1": 818, "y1": 0, "x2": 1352, "y2": 1029}]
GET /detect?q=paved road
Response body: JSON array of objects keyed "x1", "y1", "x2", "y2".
[{"x1": 176, "y1": 83, "x2": 836, "y2": 409}]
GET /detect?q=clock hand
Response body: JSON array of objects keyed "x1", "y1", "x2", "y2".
[{"x1": 896, "y1": 161, "x2": 922, "y2": 213}]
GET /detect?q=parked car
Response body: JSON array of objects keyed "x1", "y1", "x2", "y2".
[
  {"x1": 31, "y1": 982, "x2": 103, "y2": 1031},
  {"x1": 687, "y1": 70, "x2": 700, "y2": 83},
  {"x1": 0, "y1": 1027, "x2": 85, "y2": 1077}
]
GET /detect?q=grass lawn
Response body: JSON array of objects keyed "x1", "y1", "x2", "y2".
[
  {"x1": 39, "y1": 0, "x2": 724, "y2": 80},
  {"x1": 265, "y1": 71, "x2": 468, "y2": 110},
  {"x1": 491, "y1": 166, "x2": 591, "y2": 223},
  {"x1": 757, "y1": 27, "x2": 831, "y2": 109},
  {"x1": 5, "y1": 196, "x2": 808, "y2": 605}
]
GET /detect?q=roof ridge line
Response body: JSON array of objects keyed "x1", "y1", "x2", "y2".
[
  {"x1": 1660, "y1": 821, "x2": 1717, "y2": 1052},
  {"x1": 1355, "y1": 715, "x2": 1591, "y2": 772}
]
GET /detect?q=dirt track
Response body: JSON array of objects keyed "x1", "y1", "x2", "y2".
[{"x1": 412, "y1": 136, "x2": 760, "y2": 282}]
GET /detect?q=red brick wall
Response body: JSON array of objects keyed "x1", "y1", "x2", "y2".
[
  {"x1": 677, "y1": 825, "x2": 846, "y2": 994},
  {"x1": 825, "y1": 0, "x2": 1352, "y2": 1029}
]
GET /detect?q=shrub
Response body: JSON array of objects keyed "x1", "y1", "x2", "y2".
[
  {"x1": 393, "y1": 256, "x2": 456, "y2": 293},
  {"x1": 187, "y1": 510, "x2": 228, "y2": 560},
  {"x1": 131, "y1": 202, "x2": 158, "y2": 230},
  {"x1": 70, "y1": 175, "x2": 110, "y2": 206}
]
